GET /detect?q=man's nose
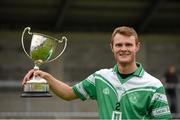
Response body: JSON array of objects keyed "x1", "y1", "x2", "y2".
[{"x1": 120, "y1": 45, "x2": 127, "y2": 51}]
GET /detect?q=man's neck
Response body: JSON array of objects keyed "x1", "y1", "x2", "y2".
[{"x1": 117, "y1": 62, "x2": 137, "y2": 74}]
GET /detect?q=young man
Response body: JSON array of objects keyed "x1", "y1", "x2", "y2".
[{"x1": 22, "y1": 26, "x2": 172, "y2": 119}]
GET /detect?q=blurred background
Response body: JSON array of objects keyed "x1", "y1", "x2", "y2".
[{"x1": 0, "y1": 0, "x2": 180, "y2": 119}]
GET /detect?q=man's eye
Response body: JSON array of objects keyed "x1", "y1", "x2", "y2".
[
  {"x1": 126, "y1": 43, "x2": 132, "y2": 47},
  {"x1": 115, "y1": 44, "x2": 122, "y2": 47}
]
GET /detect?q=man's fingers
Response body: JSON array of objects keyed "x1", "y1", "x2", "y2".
[
  {"x1": 22, "y1": 69, "x2": 34, "y2": 85},
  {"x1": 22, "y1": 69, "x2": 45, "y2": 86},
  {"x1": 34, "y1": 70, "x2": 44, "y2": 78}
]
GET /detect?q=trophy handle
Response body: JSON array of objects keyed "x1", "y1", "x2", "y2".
[
  {"x1": 21, "y1": 27, "x2": 33, "y2": 59},
  {"x1": 47, "y1": 36, "x2": 67, "y2": 63}
]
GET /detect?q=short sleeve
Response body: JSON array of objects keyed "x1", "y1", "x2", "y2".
[
  {"x1": 149, "y1": 86, "x2": 172, "y2": 119},
  {"x1": 72, "y1": 74, "x2": 97, "y2": 101}
]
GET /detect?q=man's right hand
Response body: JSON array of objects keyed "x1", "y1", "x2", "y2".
[{"x1": 22, "y1": 69, "x2": 35, "y2": 86}]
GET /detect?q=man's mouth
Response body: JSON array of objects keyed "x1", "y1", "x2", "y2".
[{"x1": 119, "y1": 52, "x2": 130, "y2": 56}]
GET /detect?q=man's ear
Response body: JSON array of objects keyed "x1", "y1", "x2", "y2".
[
  {"x1": 110, "y1": 43, "x2": 113, "y2": 52},
  {"x1": 136, "y1": 42, "x2": 140, "y2": 52}
]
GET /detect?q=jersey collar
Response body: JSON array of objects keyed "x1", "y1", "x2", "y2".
[{"x1": 113, "y1": 62, "x2": 144, "y2": 84}]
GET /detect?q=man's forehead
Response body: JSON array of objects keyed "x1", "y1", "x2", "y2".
[{"x1": 114, "y1": 34, "x2": 136, "y2": 41}]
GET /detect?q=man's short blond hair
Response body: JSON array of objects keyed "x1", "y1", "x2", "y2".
[{"x1": 111, "y1": 26, "x2": 139, "y2": 45}]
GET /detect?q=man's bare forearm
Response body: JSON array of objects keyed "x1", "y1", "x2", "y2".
[
  {"x1": 45, "y1": 74, "x2": 78, "y2": 101},
  {"x1": 48, "y1": 76, "x2": 78, "y2": 100}
]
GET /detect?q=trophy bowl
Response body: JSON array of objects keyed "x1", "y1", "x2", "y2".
[{"x1": 21, "y1": 27, "x2": 67, "y2": 97}]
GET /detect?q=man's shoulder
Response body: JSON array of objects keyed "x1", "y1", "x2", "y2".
[
  {"x1": 95, "y1": 68, "x2": 114, "y2": 75},
  {"x1": 143, "y1": 71, "x2": 163, "y2": 88}
]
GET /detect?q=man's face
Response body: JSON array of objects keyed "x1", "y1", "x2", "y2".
[{"x1": 111, "y1": 33, "x2": 140, "y2": 65}]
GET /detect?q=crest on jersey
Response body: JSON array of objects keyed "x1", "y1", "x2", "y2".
[
  {"x1": 103, "y1": 87, "x2": 110, "y2": 95},
  {"x1": 129, "y1": 94, "x2": 137, "y2": 103}
]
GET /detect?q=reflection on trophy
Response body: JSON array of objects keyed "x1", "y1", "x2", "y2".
[{"x1": 21, "y1": 27, "x2": 67, "y2": 97}]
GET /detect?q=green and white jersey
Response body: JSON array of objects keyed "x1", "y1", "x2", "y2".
[{"x1": 72, "y1": 63, "x2": 172, "y2": 119}]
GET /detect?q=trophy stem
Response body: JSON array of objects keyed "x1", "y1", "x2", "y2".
[
  {"x1": 34, "y1": 65, "x2": 39, "y2": 70},
  {"x1": 34, "y1": 60, "x2": 43, "y2": 70}
]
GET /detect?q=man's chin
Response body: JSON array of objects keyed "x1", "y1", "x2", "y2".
[
  {"x1": 119, "y1": 61, "x2": 129, "y2": 64},
  {"x1": 118, "y1": 60, "x2": 131, "y2": 65}
]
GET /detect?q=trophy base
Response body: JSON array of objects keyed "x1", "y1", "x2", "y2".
[
  {"x1": 21, "y1": 92, "x2": 52, "y2": 97},
  {"x1": 21, "y1": 77, "x2": 52, "y2": 97}
]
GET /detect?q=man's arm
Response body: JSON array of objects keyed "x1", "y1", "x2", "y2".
[
  {"x1": 22, "y1": 69, "x2": 78, "y2": 101},
  {"x1": 149, "y1": 86, "x2": 172, "y2": 119}
]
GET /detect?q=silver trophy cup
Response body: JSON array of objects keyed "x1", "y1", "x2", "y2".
[{"x1": 21, "y1": 27, "x2": 67, "y2": 97}]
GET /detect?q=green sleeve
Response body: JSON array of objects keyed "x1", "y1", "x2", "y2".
[
  {"x1": 72, "y1": 74, "x2": 97, "y2": 100},
  {"x1": 72, "y1": 85, "x2": 86, "y2": 100},
  {"x1": 149, "y1": 86, "x2": 172, "y2": 119}
]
